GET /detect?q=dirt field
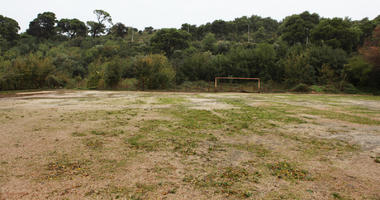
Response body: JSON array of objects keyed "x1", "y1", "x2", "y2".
[{"x1": 0, "y1": 90, "x2": 379, "y2": 200}]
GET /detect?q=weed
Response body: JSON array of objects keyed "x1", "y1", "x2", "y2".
[
  {"x1": 84, "y1": 138, "x2": 103, "y2": 150},
  {"x1": 267, "y1": 161, "x2": 312, "y2": 181},
  {"x1": 332, "y1": 192, "x2": 346, "y2": 200},
  {"x1": 45, "y1": 157, "x2": 91, "y2": 179}
]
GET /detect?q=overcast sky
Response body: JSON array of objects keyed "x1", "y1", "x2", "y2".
[{"x1": 1, "y1": 0, "x2": 379, "y2": 32}]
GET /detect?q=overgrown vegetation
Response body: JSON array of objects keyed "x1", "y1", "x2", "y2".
[{"x1": 0, "y1": 11, "x2": 379, "y2": 92}]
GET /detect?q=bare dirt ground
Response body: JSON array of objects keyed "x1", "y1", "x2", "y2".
[{"x1": 0, "y1": 90, "x2": 379, "y2": 200}]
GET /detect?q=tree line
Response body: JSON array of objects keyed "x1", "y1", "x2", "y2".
[{"x1": 0, "y1": 10, "x2": 379, "y2": 93}]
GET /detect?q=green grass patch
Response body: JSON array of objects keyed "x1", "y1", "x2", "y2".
[
  {"x1": 275, "y1": 131, "x2": 359, "y2": 156},
  {"x1": 215, "y1": 99, "x2": 304, "y2": 135},
  {"x1": 166, "y1": 107, "x2": 225, "y2": 130},
  {"x1": 305, "y1": 108, "x2": 380, "y2": 125},
  {"x1": 125, "y1": 135, "x2": 161, "y2": 151},
  {"x1": 157, "y1": 97, "x2": 187, "y2": 104}
]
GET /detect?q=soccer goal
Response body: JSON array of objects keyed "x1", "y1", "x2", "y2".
[{"x1": 214, "y1": 77, "x2": 261, "y2": 93}]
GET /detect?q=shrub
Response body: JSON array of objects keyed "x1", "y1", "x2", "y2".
[
  {"x1": 322, "y1": 84, "x2": 340, "y2": 93},
  {"x1": 87, "y1": 72, "x2": 101, "y2": 89},
  {"x1": 134, "y1": 54, "x2": 175, "y2": 90},
  {"x1": 119, "y1": 78, "x2": 138, "y2": 90},
  {"x1": 340, "y1": 82, "x2": 359, "y2": 94},
  {"x1": 310, "y1": 85, "x2": 323, "y2": 93},
  {"x1": 178, "y1": 81, "x2": 211, "y2": 91},
  {"x1": 45, "y1": 75, "x2": 65, "y2": 88},
  {"x1": 268, "y1": 161, "x2": 312, "y2": 181},
  {"x1": 291, "y1": 83, "x2": 311, "y2": 93},
  {"x1": 104, "y1": 58, "x2": 124, "y2": 88}
]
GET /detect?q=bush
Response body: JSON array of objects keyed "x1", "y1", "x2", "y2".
[
  {"x1": 178, "y1": 81, "x2": 211, "y2": 91},
  {"x1": 45, "y1": 75, "x2": 64, "y2": 88},
  {"x1": 340, "y1": 82, "x2": 359, "y2": 94},
  {"x1": 87, "y1": 73, "x2": 101, "y2": 89},
  {"x1": 104, "y1": 59, "x2": 123, "y2": 88},
  {"x1": 119, "y1": 78, "x2": 138, "y2": 90},
  {"x1": 310, "y1": 85, "x2": 324, "y2": 93},
  {"x1": 134, "y1": 54, "x2": 175, "y2": 90},
  {"x1": 291, "y1": 83, "x2": 311, "y2": 93},
  {"x1": 322, "y1": 84, "x2": 340, "y2": 93}
]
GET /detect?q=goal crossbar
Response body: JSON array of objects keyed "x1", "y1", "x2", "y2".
[{"x1": 214, "y1": 77, "x2": 261, "y2": 91}]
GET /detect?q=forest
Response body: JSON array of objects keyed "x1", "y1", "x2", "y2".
[{"x1": 0, "y1": 10, "x2": 379, "y2": 93}]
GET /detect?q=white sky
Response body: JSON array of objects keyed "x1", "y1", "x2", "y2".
[{"x1": 1, "y1": 0, "x2": 379, "y2": 32}]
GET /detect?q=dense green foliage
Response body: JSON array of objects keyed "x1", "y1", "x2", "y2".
[{"x1": 0, "y1": 10, "x2": 379, "y2": 92}]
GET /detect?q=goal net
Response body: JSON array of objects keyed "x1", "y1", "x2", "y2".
[{"x1": 214, "y1": 77, "x2": 261, "y2": 93}]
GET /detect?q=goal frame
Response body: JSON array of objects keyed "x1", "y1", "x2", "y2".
[{"x1": 214, "y1": 77, "x2": 261, "y2": 92}]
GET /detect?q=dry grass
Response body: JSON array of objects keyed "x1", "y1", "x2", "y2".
[{"x1": 0, "y1": 90, "x2": 379, "y2": 199}]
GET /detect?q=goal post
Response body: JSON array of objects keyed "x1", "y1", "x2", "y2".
[{"x1": 214, "y1": 77, "x2": 261, "y2": 92}]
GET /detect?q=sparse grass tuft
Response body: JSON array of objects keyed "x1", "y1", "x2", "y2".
[
  {"x1": 157, "y1": 97, "x2": 187, "y2": 104},
  {"x1": 91, "y1": 130, "x2": 106, "y2": 136},
  {"x1": 183, "y1": 166, "x2": 261, "y2": 198},
  {"x1": 125, "y1": 135, "x2": 160, "y2": 151},
  {"x1": 72, "y1": 132, "x2": 86, "y2": 137},
  {"x1": 84, "y1": 138, "x2": 104, "y2": 150},
  {"x1": 228, "y1": 143, "x2": 271, "y2": 158}
]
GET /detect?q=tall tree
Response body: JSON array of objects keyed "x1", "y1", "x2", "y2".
[
  {"x1": 57, "y1": 18, "x2": 87, "y2": 38},
  {"x1": 27, "y1": 12, "x2": 57, "y2": 39},
  {"x1": 109, "y1": 23, "x2": 128, "y2": 37},
  {"x1": 311, "y1": 18, "x2": 361, "y2": 52},
  {"x1": 144, "y1": 26, "x2": 154, "y2": 34},
  {"x1": 151, "y1": 29, "x2": 191, "y2": 56},
  {"x1": 358, "y1": 26, "x2": 380, "y2": 87},
  {"x1": 87, "y1": 10, "x2": 112, "y2": 37},
  {"x1": 354, "y1": 18, "x2": 376, "y2": 45},
  {"x1": 0, "y1": 15, "x2": 20, "y2": 41},
  {"x1": 280, "y1": 11, "x2": 319, "y2": 45}
]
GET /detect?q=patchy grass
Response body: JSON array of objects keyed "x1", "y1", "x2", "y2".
[
  {"x1": 124, "y1": 134, "x2": 161, "y2": 151},
  {"x1": 183, "y1": 166, "x2": 261, "y2": 198},
  {"x1": 304, "y1": 108, "x2": 380, "y2": 125},
  {"x1": 227, "y1": 143, "x2": 271, "y2": 158},
  {"x1": 166, "y1": 106, "x2": 225, "y2": 130},
  {"x1": 0, "y1": 91, "x2": 379, "y2": 199}
]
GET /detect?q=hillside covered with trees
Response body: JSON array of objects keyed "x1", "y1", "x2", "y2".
[{"x1": 0, "y1": 10, "x2": 379, "y2": 93}]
